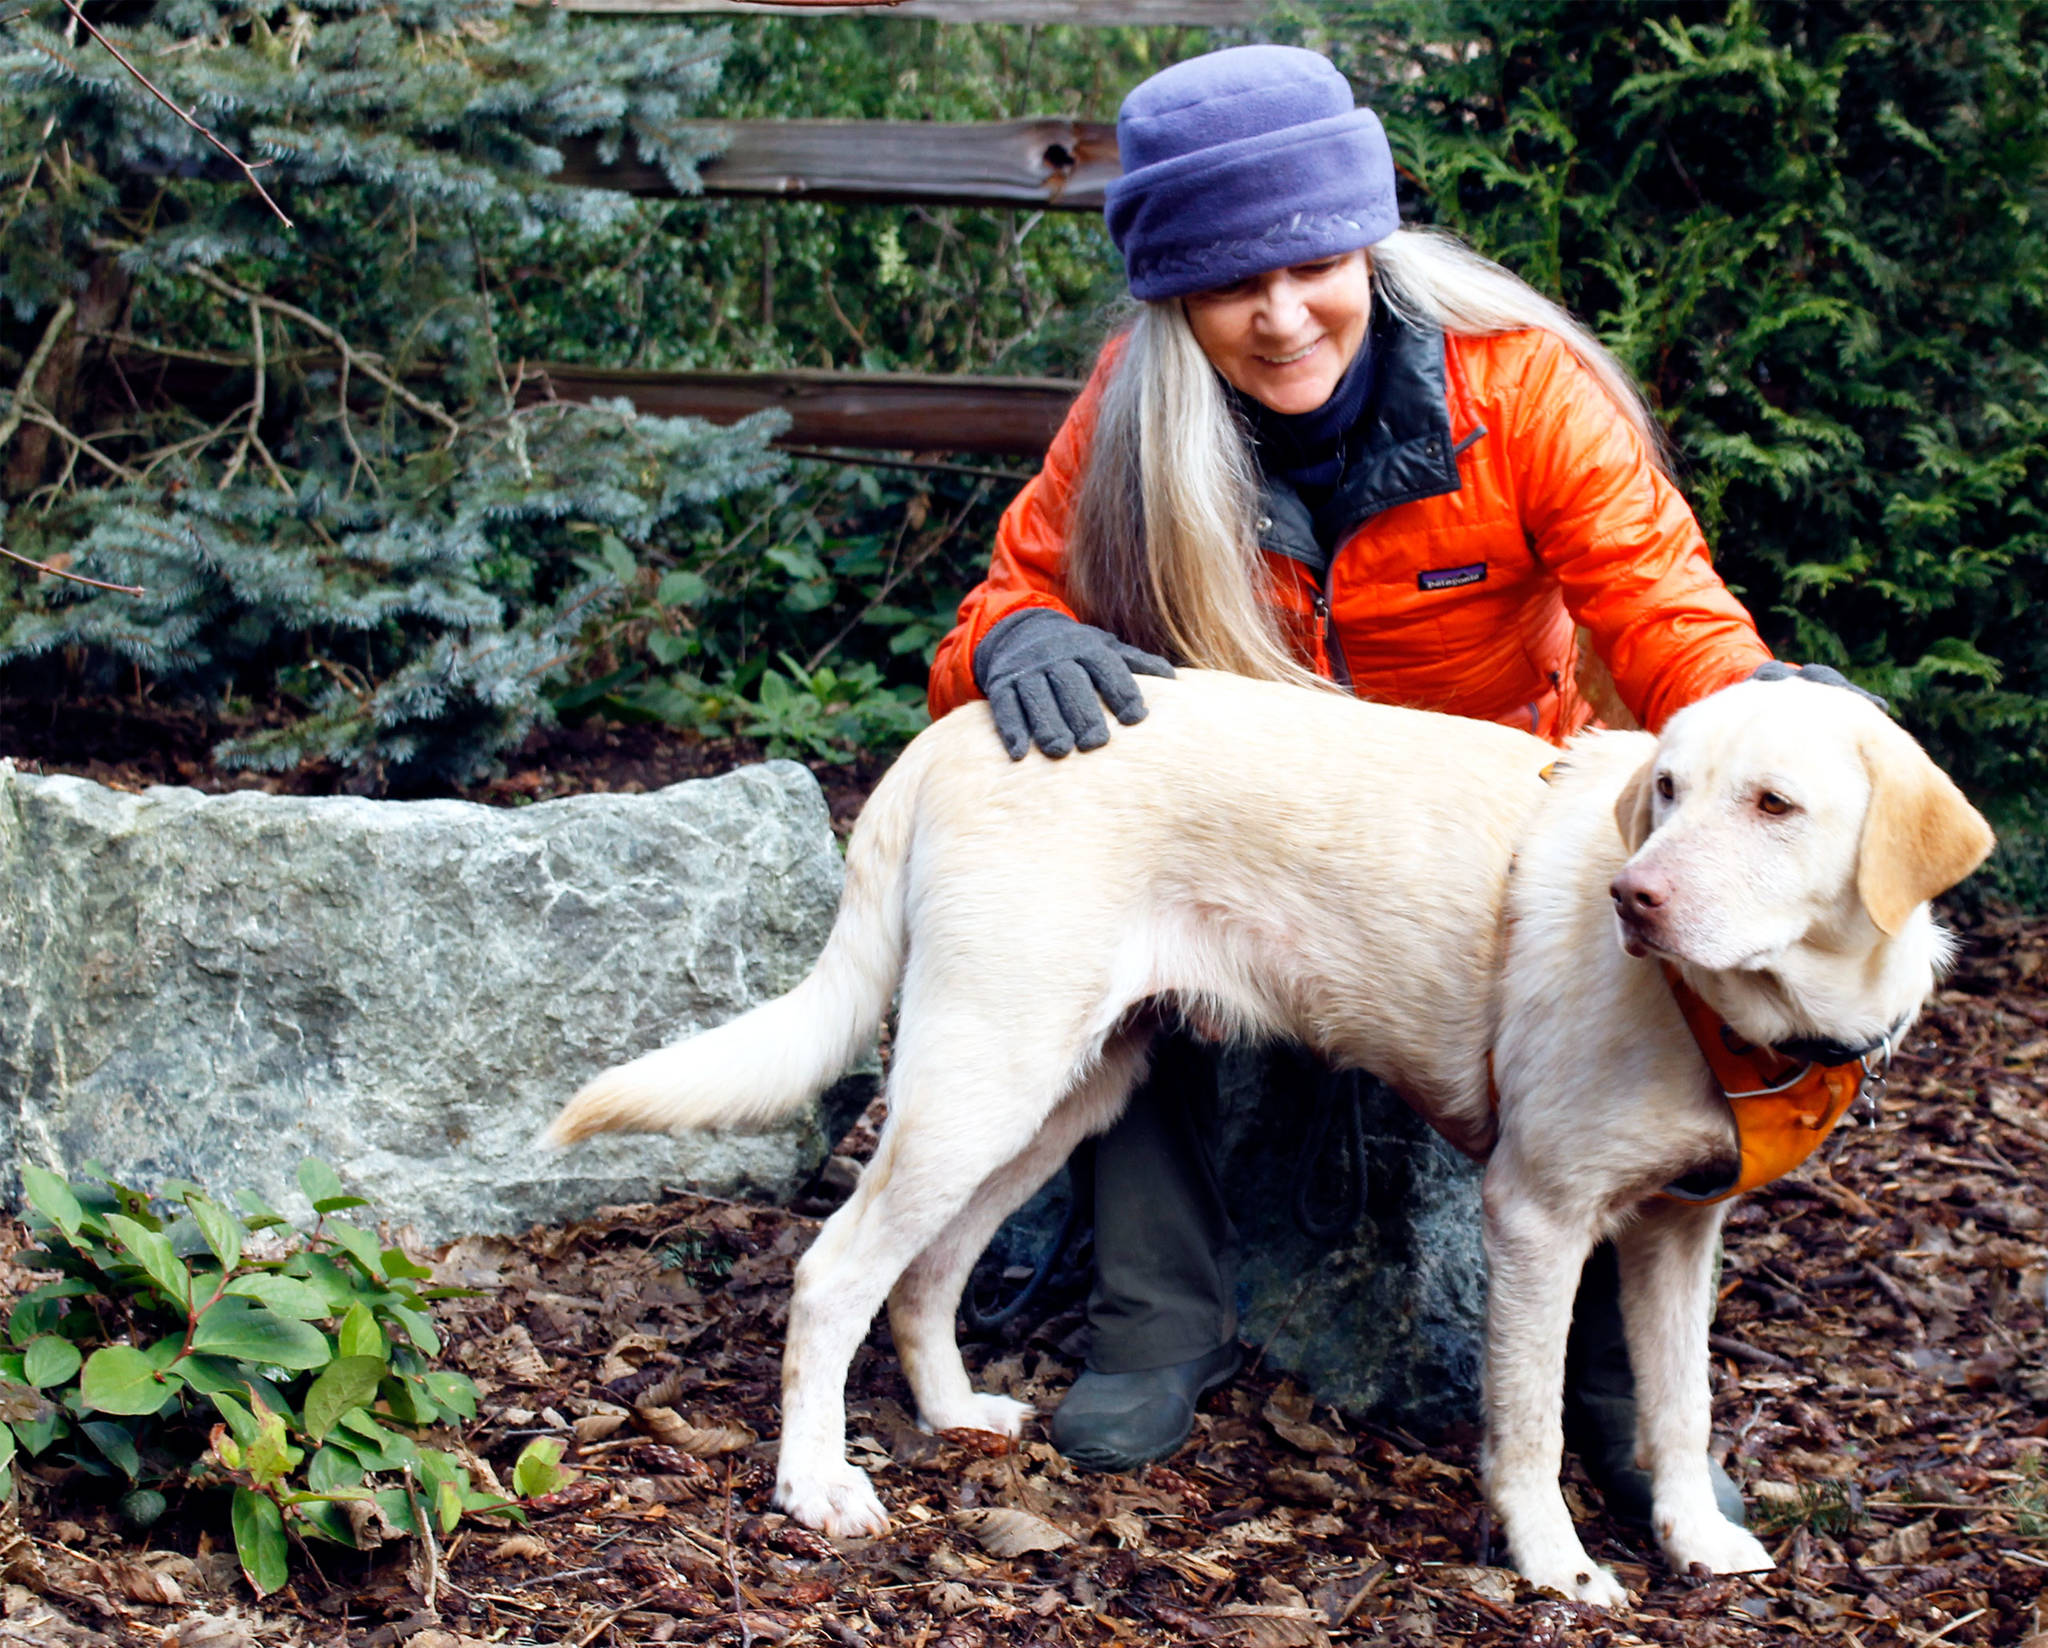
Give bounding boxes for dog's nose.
[1610,866,1670,912]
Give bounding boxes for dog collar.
[1656,963,1897,1204]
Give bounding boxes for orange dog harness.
[1483,966,1896,1203]
[1654,963,1894,1204]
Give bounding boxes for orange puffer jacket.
[929,308,1770,741]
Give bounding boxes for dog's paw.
[1659,1513,1773,1578]
[774,1463,889,1538]
[1508,1530,1630,1609]
[918,1392,1034,1439]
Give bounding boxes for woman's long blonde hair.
[1063,227,1664,685]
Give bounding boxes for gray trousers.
[1086,1036,1635,1394]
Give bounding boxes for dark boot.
[1564,1240,1745,1527]
[1051,1033,1240,1471]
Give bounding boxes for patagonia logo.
[1418,562,1487,591]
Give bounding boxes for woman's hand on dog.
[973,608,1176,760]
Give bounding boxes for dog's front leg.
[1479,1157,1627,1607]
[1615,1200,1774,1579]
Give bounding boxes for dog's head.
[1607,679,1993,1029]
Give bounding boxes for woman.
[928,43,1785,1526]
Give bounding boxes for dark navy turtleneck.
[1228,333,1377,531]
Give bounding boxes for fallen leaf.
[636,1406,757,1456]
[1213,1602,1332,1647]
[950,1506,1072,1557]
[106,1560,182,1606]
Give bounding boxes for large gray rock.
[0,761,871,1242]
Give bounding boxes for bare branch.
[55,0,294,228]
[218,297,265,489]
[0,542,145,596]
[0,296,78,459]
[182,264,462,437]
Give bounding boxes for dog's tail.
[544,737,931,1146]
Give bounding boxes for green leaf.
[79,1346,180,1416]
[333,1410,419,1471]
[291,1497,359,1547]
[20,1164,83,1241]
[232,1487,290,1596]
[307,1444,364,1494]
[297,1160,346,1207]
[79,1420,141,1480]
[189,1300,331,1370]
[104,1214,191,1310]
[656,569,709,608]
[302,1356,386,1442]
[285,1252,361,1314]
[383,1302,440,1357]
[322,1222,384,1282]
[11,1411,64,1456]
[0,1426,16,1472]
[336,1303,385,1361]
[223,1275,334,1320]
[422,1371,479,1421]
[22,1335,81,1389]
[512,1437,575,1499]
[435,1477,463,1535]
[233,1189,290,1231]
[243,1400,303,1489]
[371,1486,419,1535]
[185,1195,245,1273]
[211,1389,259,1447]
[379,1249,433,1282]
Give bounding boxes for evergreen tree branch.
[0,297,77,463]
[54,0,294,229]
[180,265,463,440]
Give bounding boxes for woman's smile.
[1182,251,1371,415]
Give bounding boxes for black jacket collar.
[1252,301,1470,574]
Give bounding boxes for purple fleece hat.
[1104,45,1399,302]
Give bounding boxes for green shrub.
[3,1160,555,1596]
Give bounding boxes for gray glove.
[972,608,1175,760]
[1748,659,1889,712]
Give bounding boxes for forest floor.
[0,708,2044,1648]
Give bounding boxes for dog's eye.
[1758,791,1795,817]
[1655,773,1674,801]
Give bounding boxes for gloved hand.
[972,607,1176,760]
[1748,659,1889,712]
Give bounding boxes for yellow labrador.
[546,670,1991,1604]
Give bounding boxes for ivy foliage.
[1296,0,2048,838]
[5,1160,567,1596]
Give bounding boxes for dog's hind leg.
[1478,1153,1627,1607]
[773,1016,1101,1537]
[889,1030,1151,1439]
[1615,1200,1774,1578]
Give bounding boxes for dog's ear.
[1856,721,1997,935]
[1613,757,1657,852]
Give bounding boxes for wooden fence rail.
[565,119,1118,209]
[537,1,1266,23]
[521,364,1080,454]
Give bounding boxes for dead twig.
[722,1460,755,1648]
[0,295,76,458]
[181,264,461,438]
[0,542,144,596]
[55,0,293,227]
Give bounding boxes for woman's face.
[1182,250,1372,416]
